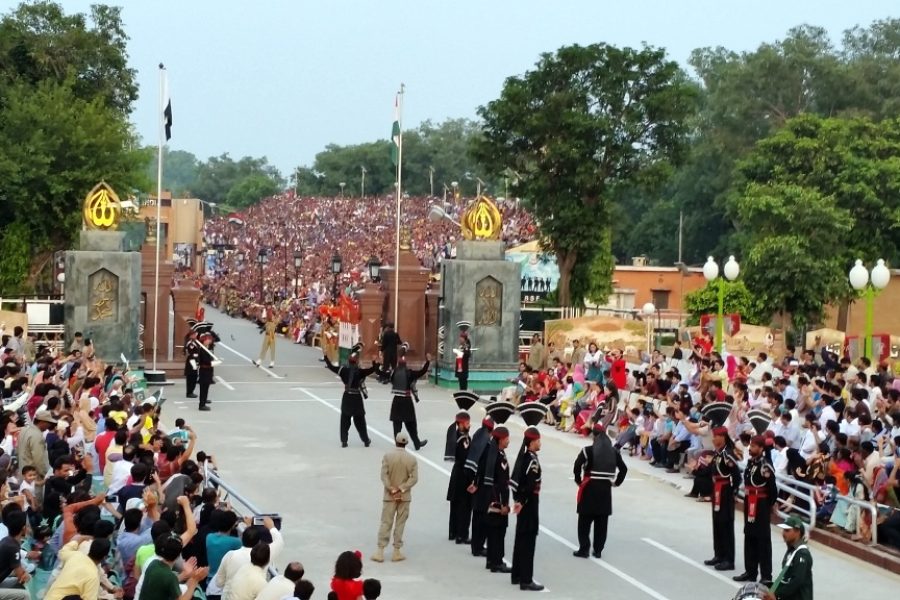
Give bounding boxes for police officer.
[768,516,813,600]
[481,426,511,573]
[735,435,778,586]
[447,412,472,543]
[510,426,543,592]
[184,329,199,399]
[572,422,627,559]
[704,426,741,571]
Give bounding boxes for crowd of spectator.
[0,326,384,599]
[192,193,536,324]
[518,332,900,550]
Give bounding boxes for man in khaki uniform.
[254,311,278,368]
[571,338,586,368]
[527,334,544,372]
[373,432,419,563]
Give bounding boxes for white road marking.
[298,388,679,600]
[218,342,284,379]
[214,375,235,391]
[642,538,740,589]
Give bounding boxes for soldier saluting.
[572,422,627,559]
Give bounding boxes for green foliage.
[0,222,34,293]
[190,153,283,207]
[224,173,283,209]
[144,148,200,197]
[473,43,698,306]
[683,280,766,326]
[293,119,484,197]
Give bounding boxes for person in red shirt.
[330,550,364,600]
[607,350,627,390]
[94,417,119,473]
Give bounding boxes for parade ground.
[156,306,900,599]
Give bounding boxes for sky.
[10,0,898,177]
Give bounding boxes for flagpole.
[152,64,165,372]
[394,84,404,329]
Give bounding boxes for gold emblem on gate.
[461,195,502,241]
[83,182,122,230]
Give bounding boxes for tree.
[683,280,767,326]
[144,148,200,197]
[473,43,698,306]
[191,153,283,207]
[225,173,283,209]
[0,79,148,290]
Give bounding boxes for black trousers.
[340,413,369,444]
[486,514,508,567]
[471,510,487,554]
[392,419,423,449]
[577,514,609,555]
[744,511,772,579]
[199,378,210,408]
[186,369,197,395]
[666,441,690,468]
[457,375,468,390]
[712,495,735,563]
[449,494,472,541]
[650,438,667,465]
[511,523,537,584]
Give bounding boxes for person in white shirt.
[798,414,820,461]
[223,542,269,600]
[818,398,838,431]
[772,436,789,475]
[210,516,283,596]
[254,562,304,600]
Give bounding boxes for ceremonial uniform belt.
[344,388,362,395]
[746,485,768,523]
[588,470,616,482]
[391,389,411,397]
[713,475,731,512]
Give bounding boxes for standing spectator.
[17,410,56,501]
[372,432,419,563]
[526,335,544,373]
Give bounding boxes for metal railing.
[203,463,280,576]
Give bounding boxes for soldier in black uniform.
[454,332,472,391]
[197,334,214,411]
[446,412,472,543]
[510,426,544,591]
[387,351,431,450]
[480,426,511,573]
[324,343,377,448]
[734,435,778,586]
[465,416,495,554]
[377,323,401,383]
[573,422,627,559]
[704,426,741,571]
[184,330,199,399]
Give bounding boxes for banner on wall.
[506,241,559,304]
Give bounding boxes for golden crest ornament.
[83,182,122,230]
[461,195,502,241]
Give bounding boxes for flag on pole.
[391,94,400,166]
[161,65,173,141]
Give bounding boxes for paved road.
[155,305,900,599]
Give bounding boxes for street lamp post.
[642,302,656,355]
[367,255,381,283]
[293,250,304,299]
[849,258,891,360]
[236,251,245,287]
[331,251,343,301]
[703,255,740,353]
[360,166,367,198]
[339,182,346,198]
[257,248,268,302]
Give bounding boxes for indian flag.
[391,93,401,166]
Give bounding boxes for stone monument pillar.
[140,242,174,363]
[379,231,432,367]
[358,284,386,364]
[171,285,202,355]
[437,196,521,390]
[64,183,141,362]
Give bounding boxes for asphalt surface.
[154,305,900,599]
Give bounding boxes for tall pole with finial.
[392,84,405,329]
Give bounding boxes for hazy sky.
[21,1,898,176]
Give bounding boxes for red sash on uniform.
[456,357,463,373]
[746,486,767,523]
[713,476,730,512]
[576,478,590,504]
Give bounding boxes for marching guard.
[510,426,544,591]
[387,349,431,450]
[704,426,741,571]
[184,328,200,399]
[447,411,472,543]
[324,343,377,448]
[734,435,777,586]
[572,422,627,559]
[479,426,512,573]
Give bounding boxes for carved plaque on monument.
[88,268,119,322]
[475,276,502,327]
